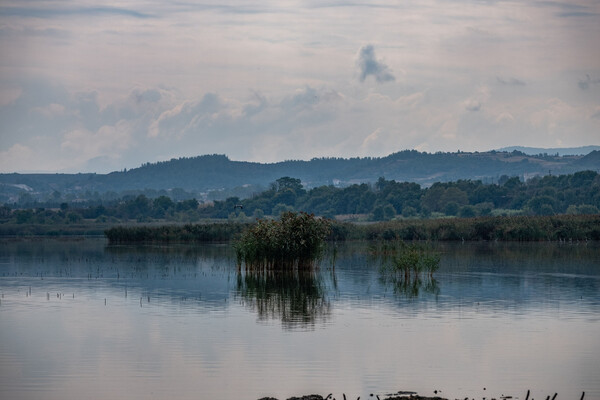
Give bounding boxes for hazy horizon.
[1,1,599,174]
[2,145,599,176]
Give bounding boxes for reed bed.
[371,240,441,281]
[340,214,600,242]
[100,214,600,244]
[234,212,331,271]
[105,222,249,243]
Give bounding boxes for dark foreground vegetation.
[103,214,600,244]
[257,389,587,400]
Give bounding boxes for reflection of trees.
[379,273,440,299]
[437,242,600,275]
[236,269,331,329]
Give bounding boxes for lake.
[0,239,598,400]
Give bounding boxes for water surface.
[1,239,598,400]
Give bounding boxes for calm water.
[0,239,599,400]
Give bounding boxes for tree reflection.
[379,273,440,299]
[235,269,331,329]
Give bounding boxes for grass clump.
[371,240,440,279]
[235,211,332,271]
[371,240,441,298]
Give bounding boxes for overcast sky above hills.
[1,0,599,173]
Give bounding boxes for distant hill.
[2,150,599,203]
[495,145,600,156]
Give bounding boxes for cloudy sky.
[1,0,599,173]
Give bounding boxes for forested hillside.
[1,150,599,204]
[2,171,598,229]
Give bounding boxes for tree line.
[204,171,600,220]
[1,170,599,225]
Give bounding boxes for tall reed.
[234,212,332,271]
[371,240,440,280]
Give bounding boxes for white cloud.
[31,103,67,118]
[0,143,34,172]
[0,87,22,106]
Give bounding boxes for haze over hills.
[1,149,599,203]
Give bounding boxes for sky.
[0,0,599,173]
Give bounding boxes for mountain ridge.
[1,149,599,203]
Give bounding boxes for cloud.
[0,26,71,39]
[360,127,385,154]
[131,89,162,104]
[61,123,133,160]
[463,87,490,112]
[578,74,600,90]
[148,93,222,138]
[0,144,34,172]
[497,77,526,86]
[464,99,482,112]
[356,45,395,83]
[243,91,267,118]
[0,5,154,19]
[280,86,341,110]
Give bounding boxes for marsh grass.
[104,222,248,243]
[349,214,600,242]
[371,240,441,298]
[234,212,332,271]
[371,240,440,277]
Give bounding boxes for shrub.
[234,211,332,271]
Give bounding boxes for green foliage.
[459,205,477,218]
[105,223,248,244]
[4,170,600,228]
[567,204,599,215]
[346,214,600,241]
[400,205,416,218]
[234,212,332,271]
[444,202,460,216]
[371,240,440,299]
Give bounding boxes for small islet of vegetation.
[234,211,331,271]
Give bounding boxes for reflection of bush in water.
[379,273,440,299]
[236,269,331,328]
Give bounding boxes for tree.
[440,187,468,207]
[253,208,264,219]
[153,196,174,218]
[444,202,460,216]
[272,203,294,216]
[459,205,477,218]
[527,195,556,215]
[273,188,297,206]
[371,206,385,221]
[272,177,305,195]
[402,206,417,218]
[475,202,493,216]
[383,204,396,220]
